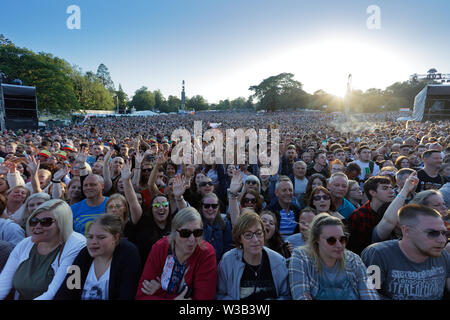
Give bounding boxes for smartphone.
[180,285,193,299]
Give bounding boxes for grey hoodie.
[217,246,291,300]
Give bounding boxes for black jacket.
[54,239,141,300]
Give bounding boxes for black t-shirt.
[306,165,329,178]
[124,213,170,266]
[240,250,277,300]
[416,169,444,192]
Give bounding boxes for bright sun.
[251,38,410,98]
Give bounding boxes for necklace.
[247,262,262,277]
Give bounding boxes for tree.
[166,95,181,112]
[249,73,308,111]
[130,86,155,111]
[153,89,166,111]
[96,63,115,92]
[0,34,12,46]
[115,84,129,113]
[231,97,247,110]
[186,95,208,111]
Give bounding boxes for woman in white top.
[0,199,86,300]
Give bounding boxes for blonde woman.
[288,213,379,300]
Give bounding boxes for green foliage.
[116,84,129,112]
[249,73,309,111]
[166,95,181,113]
[130,86,155,110]
[96,63,115,92]
[186,95,208,111]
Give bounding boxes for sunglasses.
[29,217,56,227]
[244,198,256,204]
[325,235,348,246]
[142,168,152,172]
[423,229,449,239]
[246,180,257,185]
[200,181,213,187]
[177,228,204,238]
[152,201,169,208]
[203,203,219,209]
[313,194,330,201]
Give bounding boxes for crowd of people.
[0,110,448,300]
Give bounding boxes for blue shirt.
[279,209,297,240]
[71,198,108,235]
[337,198,356,220]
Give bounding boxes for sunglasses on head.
[152,201,169,208]
[246,180,257,185]
[200,181,213,187]
[203,203,218,209]
[29,217,56,227]
[325,235,348,246]
[177,228,203,238]
[313,194,330,201]
[244,198,256,204]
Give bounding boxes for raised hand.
[53,165,70,181]
[403,171,419,194]
[134,152,145,167]
[75,146,89,164]
[121,159,133,180]
[229,170,243,194]
[25,155,40,175]
[172,174,187,198]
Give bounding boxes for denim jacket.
[202,217,233,263]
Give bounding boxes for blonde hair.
[304,212,346,274]
[27,199,74,243]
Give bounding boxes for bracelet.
[79,167,86,170]
[229,191,239,197]
[175,196,184,201]
[135,167,141,170]
[52,179,61,183]
[397,194,407,200]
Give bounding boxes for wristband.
[397,194,407,200]
[52,179,61,183]
[79,167,86,170]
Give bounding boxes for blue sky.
[1,0,449,104]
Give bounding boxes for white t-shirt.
[354,160,380,182]
[81,262,110,300]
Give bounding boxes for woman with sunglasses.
[0,199,86,300]
[200,193,233,262]
[136,207,217,300]
[217,211,290,300]
[289,213,379,300]
[54,214,141,300]
[302,173,327,208]
[308,186,345,221]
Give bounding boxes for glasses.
[177,228,203,238]
[313,194,330,201]
[152,201,169,208]
[142,169,152,172]
[200,181,213,187]
[324,235,348,246]
[29,217,56,227]
[242,230,264,240]
[246,180,257,185]
[244,198,256,204]
[407,226,448,239]
[202,203,218,209]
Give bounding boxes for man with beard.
[362,204,450,300]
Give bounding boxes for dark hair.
[422,149,441,161]
[259,210,290,258]
[304,173,327,203]
[398,203,442,226]
[345,162,362,175]
[363,176,392,201]
[394,156,410,170]
[308,186,336,212]
[240,189,263,214]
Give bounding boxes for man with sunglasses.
[362,204,450,300]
